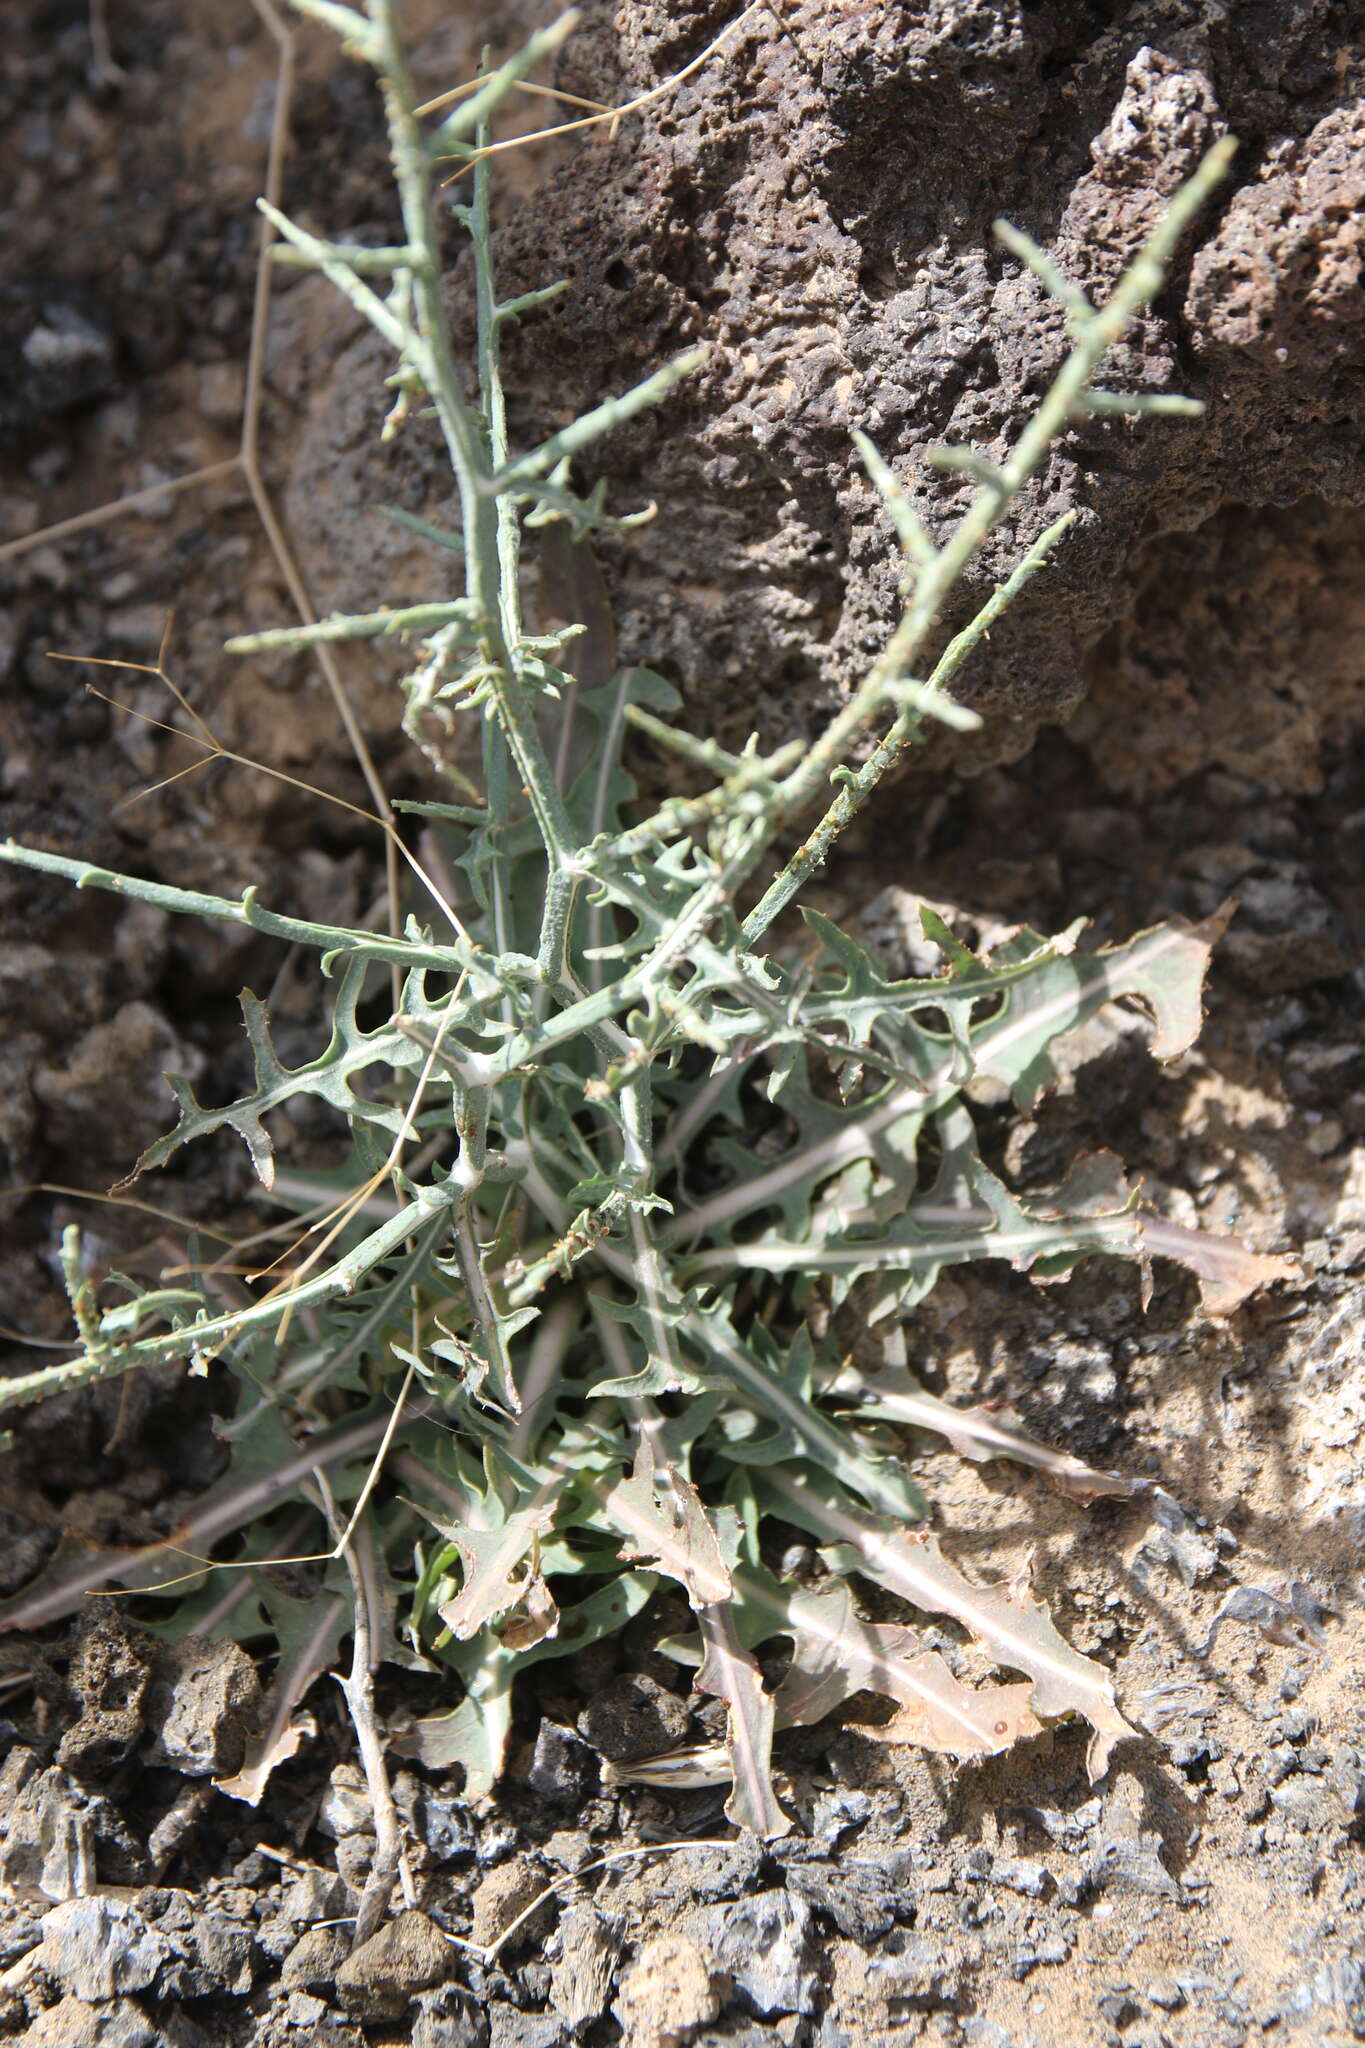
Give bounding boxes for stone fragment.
[413,1984,490,2048]
[687,1890,818,2017]
[188,1916,258,1996]
[37,1896,174,2002]
[0,1753,97,1899]
[525,1720,595,1804]
[964,1848,1049,1899]
[335,1908,452,2019]
[543,1830,593,1872]
[144,1635,262,1776]
[283,1924,351,1992]
[278,1867,353,1927]
[487,2014,570,2048]
[18,1996,206,2047]
[284,1991,328,2029]
[317,1762,374,1838]
[783,1861,901,1942]
[548,1904,622,2025]
[395,1772,475,1863]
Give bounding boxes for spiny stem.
[743,138,1235,938]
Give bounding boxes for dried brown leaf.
[765,1577,1043,1760]
[763,1470,1133,1780]
[602,1433,732,1611]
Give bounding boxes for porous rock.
[288,2,1365,799]
[55,1613,155,1776]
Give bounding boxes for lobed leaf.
[762,1468,1133,1781]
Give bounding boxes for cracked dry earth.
[2,3,1364,2046]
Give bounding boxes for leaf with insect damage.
[426,1486,564,1644]
[601,1431,734,1610]
[402,1445,565,1647]
[968,906,1231,1108]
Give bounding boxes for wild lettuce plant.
[1,1,1273,1848]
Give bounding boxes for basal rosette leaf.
[563,664,680,849]
[682,1138,1143,1323]
[828,1362,1134,1502]
[694,1315,926,1524]
[967,907,1232,1109]
[216,1573,350,1806]
[423,1479,564,1644]
[398,1574,657,1792]
[601,1431,734,1611]
[797,904,1229,1116]
[741,1570,1043,1762]
[696,1599,791,1838]
[761,1467,1133,1782]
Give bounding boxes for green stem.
[742,509,1077,940]
[742,138,1234,937]
[364,1,577,894]
[0,843,461,973]
[0,1179,465,1413]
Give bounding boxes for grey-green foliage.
[1,2,1251,1831]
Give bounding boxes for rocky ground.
[1,3,1363,2045]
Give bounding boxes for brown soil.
[1,5,1363,2046]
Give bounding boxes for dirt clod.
[616,1934,719,2048]
[577,1673,693,1764]
[469,1859,548,1951]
